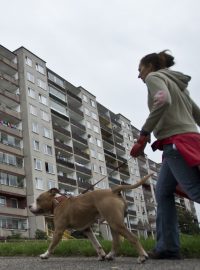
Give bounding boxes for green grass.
[0,235,200,258]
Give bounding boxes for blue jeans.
[155,144,200,253]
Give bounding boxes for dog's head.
[29,188,60,215]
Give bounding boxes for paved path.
[0,256,200,270]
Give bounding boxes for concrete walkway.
[0,257,200,270]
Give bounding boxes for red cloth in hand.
[130,135,149,158]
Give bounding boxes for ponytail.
[140,50,175,71]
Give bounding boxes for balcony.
[68,103,84,117]
[115,143,125,152]
[58,175,77,186]
[0,123,22,138]
[51,109,69,122]
[0,89,20,104]
[0,73,18,92]
[53,124,71,138]
[73,147,90,160]
[0,104,21,124]
[67,90,82,103]
[54,141,73,153]
[75,165,92,175]
[0,141,23,157]
[0,162,25,176]
[104,149,116,159]
[128,209,137,216]
[0,185,26,197]
[0,206,27,217]
[0,55,18,76]
[77,180,92,189]
[108,176,121,185]
[70,118,86,131]
[125,195,134,202]
[72,132,88,145]
[116,155,127,163]
[56,157,75,169]
[113,130,123,140]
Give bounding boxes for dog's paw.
[97,255,106,261]
[105,252,115,261]
[137,255,148,264]
[40,251,49,259]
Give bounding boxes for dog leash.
[81,157,133,194]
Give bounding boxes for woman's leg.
[155,158,180,253]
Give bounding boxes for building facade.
[0,44,198,239]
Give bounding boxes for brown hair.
[140,50,175,71]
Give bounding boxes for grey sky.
[1,0,200,164]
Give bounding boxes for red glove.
[130,135,149,158]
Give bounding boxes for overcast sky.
[1,0,200,164]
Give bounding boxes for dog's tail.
[112,173,154,194]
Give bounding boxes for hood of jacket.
[153,69,191,91]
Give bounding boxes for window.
[90,149,96,158]
[82,95,88,102]
[30,104,37,116]
[43,127,52,139]
[93,125,99,134]
[36,177,44,190]
[98,152,104,161]
[91,112,98,120]
[25,56,32,67]
[99,166,106,175]
[88,135,94,143]
[128,134,132,141]
[36,63,45,74]
[39,94,48,106]
[45,162,55,174]
[41,110,50,122]
[86,121,92,129]
[92,164,98,173]
[43,144,52,155]
[0,172,8,185]
[27,72,35,83]
[96,138,102,147]
[32,122,39,133]
[28,87,36,99]
[90,99,96,107]
[50,100,68,116]
[33,140,39,151]
[9,174,19,187]
[11,198,18,208]
[49,86,66,102]
[48,180,56,189]
[48,72,64,88]
[84,108,90,116]
[0,196,6,207]
[37,79,46,90]
[34,158,42,170]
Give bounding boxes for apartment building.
[0,44,198,239]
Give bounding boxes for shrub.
[35,229,48,240]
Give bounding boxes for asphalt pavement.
[0,257,200,270]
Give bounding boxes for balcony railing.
[53,124,71,137]
[70,119,86,131]
[75,165,92,175]
[58,175,77,186]
[54,141,73,153]
[67,90,82,103]
[72,132,88,145]
[56,158,75,169]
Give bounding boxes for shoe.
[148,250,182,260]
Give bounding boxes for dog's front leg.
[83,227,106,260]
[40,230,64,259]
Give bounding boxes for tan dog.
[29,173,152,263]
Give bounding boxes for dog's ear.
[49,188,60,196]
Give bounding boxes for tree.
[177,207,200,235]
